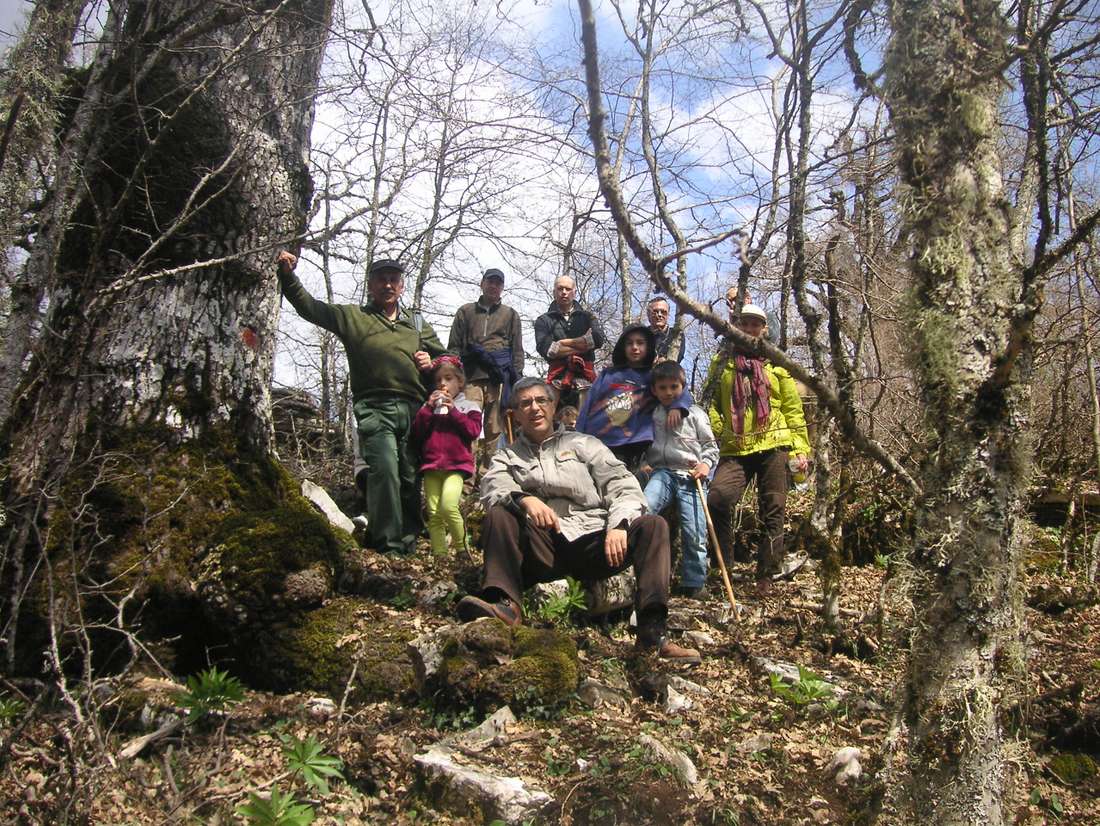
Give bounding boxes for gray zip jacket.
[480,427,647,541]
[645,404,719,474]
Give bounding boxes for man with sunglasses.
[457,377,701,663]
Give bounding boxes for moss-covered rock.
[412,620,579,715]
[1049,752,1097,785]
[250,596,415,701]
[27,425,370,688]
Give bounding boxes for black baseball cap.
[369,258,404,276]
[483,268,505,282]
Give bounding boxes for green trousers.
[354,397,420,553]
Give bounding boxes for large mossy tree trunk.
[886,2,1027,822]
[0,0,334,676]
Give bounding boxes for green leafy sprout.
[0,693,26,726]
[236,786,314,826]
[175,666,245,722]
[769,665,834,708]
[279,733,345,795]
[537,577,587,624]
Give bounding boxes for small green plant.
[537,577,587,624]
[279,734,345,795]
[769,665,834,708]
[391,587,416,609]
[873,552,891,569]
[1029,787,1064,819]
[237,787,314,825]
[175,666,245,722]
[0,694,26,726]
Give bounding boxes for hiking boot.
[675,584,708,601]
[636,635,702,665]
[456,594,522,626]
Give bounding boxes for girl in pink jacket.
[412,356,483,555]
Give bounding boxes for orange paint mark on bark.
[241,326,259,350]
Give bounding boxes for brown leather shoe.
[636,636,701,665]
[456,595,522,626]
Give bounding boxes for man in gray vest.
[448,268,524,473]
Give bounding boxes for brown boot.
[456,594,522,626]
[637,636,701,665]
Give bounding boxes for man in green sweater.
[277,251,447,553]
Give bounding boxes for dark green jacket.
[279,270,446,405]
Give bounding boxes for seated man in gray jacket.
[457,377,700,663]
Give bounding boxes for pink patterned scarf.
[731,354,771,435]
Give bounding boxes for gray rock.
[663,684,693,714]
[577,678,630,709]
[667,676,708,696]
[584,571,636,616]
[306,696,336,719]
[736,732,775,754]
[301,479,355,535]
[530,579,570,612]
[826,746,862,786]
[415,711,552,825]
[408,625,464,690]
[682,630,716,647]
[447,706,516,749]
[417,579,458,609]
[638,733,699,791]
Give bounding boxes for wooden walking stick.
[504,408,514,444]
[695,476,737,613]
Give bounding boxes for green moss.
[33,423,360,678]
[200,502,348,608]
[1049,752,1097,785]
[274,596,414,700]
[495,627,579,707]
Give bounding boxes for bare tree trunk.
[1,0,333,670]
[886,2,1025,821]
[0,0,90,424]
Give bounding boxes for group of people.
[276,252,811,663]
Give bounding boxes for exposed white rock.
[639,733,699,791]
[415,707,551,823]
[301,479,355,534]
[826,746,862,786]
[663,684,693,714]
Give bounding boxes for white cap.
[739,303,768,323]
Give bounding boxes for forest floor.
[2,497,1098,825]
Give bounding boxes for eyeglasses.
[649,309,668,317]
[516,396,554,411]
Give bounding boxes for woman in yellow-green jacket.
[706,304,811,581]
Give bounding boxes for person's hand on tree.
[521,496,560,532]
[277,250,297,275]
[413,350,431,370]
[691,462,710,480]
[604,528,627,567]
[793,454,810,473]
